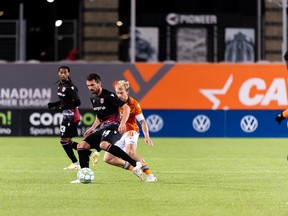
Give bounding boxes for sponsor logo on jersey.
[93,106,106,111]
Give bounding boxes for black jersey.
[58,80,80,109]
[90,88,125,124]
[57,80,81,122]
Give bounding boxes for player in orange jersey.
[103,80,157,182]
[275,51,288,125]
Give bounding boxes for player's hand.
[144,138,154,146]
[275,113,285,124]
[84,128,94,138]
[118,122,126,134]
[48,102,56,109]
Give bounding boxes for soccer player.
[70,73,143,183]
[275,51,288,125]
[103,80,157,182]
[48,66,98,170]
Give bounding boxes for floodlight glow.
[47,0,54,3]
[55,20,62,27]
[116,21,123,26]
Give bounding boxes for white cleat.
[70,179,81,184]
[64,163,80,170]
[132,162,144,181]
[146,174,157,182]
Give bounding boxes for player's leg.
[103,130,156,181]
[101,142,143,180]
[103,151,135,171]
[60,121,80,170]
[71,135,97,184]
[123,131,157,182]
[102,133,136,173]
[76,129,103,169]
[99,129,144,180]
[61,137,80,170]
[124,136,142,162]
[103,133,127,167]
[100,140,140,167]
[76,140,92,168]
[120,144,156,182]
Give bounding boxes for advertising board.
[0,63,287,137]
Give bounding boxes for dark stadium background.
[0,0,257,61]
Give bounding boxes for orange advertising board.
[133,63,288,110]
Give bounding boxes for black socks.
[61,141,78,163]
[106,144,137,167]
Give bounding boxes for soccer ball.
[77,168,94,184]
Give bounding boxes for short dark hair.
[58,65,70,72]
[87,73,101,83]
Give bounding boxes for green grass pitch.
[1,137,288,216]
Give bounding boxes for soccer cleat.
[90,151,100,167]
[146,174,157,182]
[64,162,80,170]
[132,162,144,181]
[70,179,81,184]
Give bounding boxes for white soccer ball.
[77,168,94,184]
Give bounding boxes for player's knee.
[103,153,113,164]
[77,141,90,150]
[60,138,71,143]
[99,141,109,150]
[103,154,111,163]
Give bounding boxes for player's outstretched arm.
[84,116,100,137]
[140,119,154,146]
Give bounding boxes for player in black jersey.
[48,66,96,170]
[70,73,143,183]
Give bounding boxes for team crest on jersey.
[100,98,104,104]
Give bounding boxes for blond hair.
[115,80,130,91]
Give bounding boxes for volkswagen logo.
[240,115,258,133]
[192,115,211,133]
[146,114,164,132]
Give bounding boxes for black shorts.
[84,127,121,152]
[60,120,79,138]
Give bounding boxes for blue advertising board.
[0,109,287,137]
[142,110,288,138]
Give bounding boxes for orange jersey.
[119,96,143,132]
